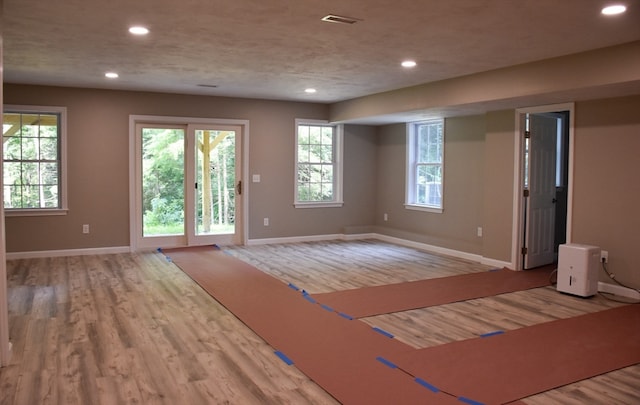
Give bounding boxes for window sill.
[404,204,443,214]
[294,202,344,209]
[4,208,69,217]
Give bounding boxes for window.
[295,119,343,208]
[406,119,444,212]
[2,105,67,215]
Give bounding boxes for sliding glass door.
[141,126,186,240]
[133,120,243,250]
[191,125,240,245]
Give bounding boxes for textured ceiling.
[3,0,640,105]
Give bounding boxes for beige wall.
[572,95,640,286]
[3,84,639,289]
[250,123,378,239]
[482,110,516,262]
[5,85,378,251]
[372,96,640,286]
[373,124,408,233]
[374,115,486,255]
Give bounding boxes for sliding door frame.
[128,114,250,251]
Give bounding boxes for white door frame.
[0,23,12,366]
[511,103,575,270]
[128,115,250,251]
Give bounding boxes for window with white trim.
[406,119,444,212]
[295,119,343,208]
[2,105,68,215]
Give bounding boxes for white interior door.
[524,113,558,269]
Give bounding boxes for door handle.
[236,180,242,195]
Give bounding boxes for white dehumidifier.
[556,243,600,297]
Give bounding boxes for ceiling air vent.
[321,14,361,25]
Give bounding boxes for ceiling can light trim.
[128,26,150,35]
[321,14,361,24]
[601,4,627,15]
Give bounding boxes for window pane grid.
[2,111,62,209]
[408,119,444,209]
[415,163,442,206]
[417,122,443,164]
[296,123,336,203]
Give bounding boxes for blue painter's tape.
[303,294,317,304]
[165,256,172,262]
[156,247,163,253]
[274,351,294,365]
[488,268,500,272]
[320,304,334,312]
[480,330,504,338]
[338,312,354,320]
[372,327,394,339]
[212,244,221,250]
[375,356,398,369]
[458,397,485,405]
[302,289,308,296]
[414,377,440,393]
[288,283,300,291]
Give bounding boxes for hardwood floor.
[1,240,638,404]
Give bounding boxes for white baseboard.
[343,233,378,241]
[480,257,513,269]
[247,234,346,246]
[598,281,640,300]
[6,246,131,260]
[375,234,511,269]
[6,234,513,270]
[0,342,12,368]
[248,232,510,268]
[373,233,483,262]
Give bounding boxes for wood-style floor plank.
[1,240,638,404]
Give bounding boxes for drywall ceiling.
[3,0,640,117]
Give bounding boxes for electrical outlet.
[477,227,483,237]
[82,224,90,234]
[383,213,388,221]
[263,218,269,226]
[600,250,608,263]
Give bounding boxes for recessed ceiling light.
[129,26,150,35]
[601,4,627,15]
[401,60,417,68]
[305,88,317,94]
[105,72,119,79]
[321,14,361,24]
